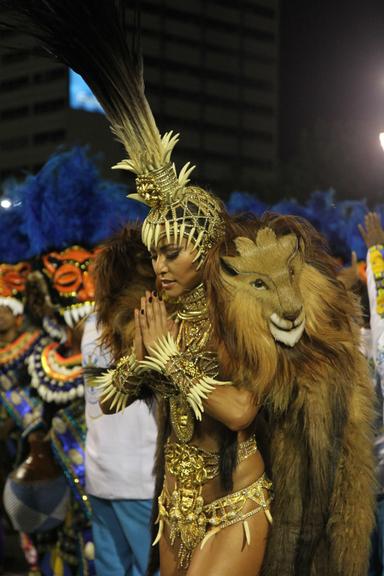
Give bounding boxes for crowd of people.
[0,1,382,575]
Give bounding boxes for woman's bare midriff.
[160,413,268,576]
[165,413,265,504]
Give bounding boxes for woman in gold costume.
[131,226,273,575]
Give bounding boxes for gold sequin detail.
[157,438,269,568]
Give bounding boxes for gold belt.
[154,436,271,568]
[164,434,258,483]
[155,474,273,568]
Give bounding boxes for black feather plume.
[0,0,162,164]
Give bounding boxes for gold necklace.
[176,283,211,351]
[176,283,208,321]
[170,284,211,442]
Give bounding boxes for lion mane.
[205,212,375,576]
[94,224,155,360]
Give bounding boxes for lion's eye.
[220,258,239,276]
[252,279,267,289]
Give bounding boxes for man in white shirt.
[82,312,157,576]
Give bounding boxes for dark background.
[280,0,384,202]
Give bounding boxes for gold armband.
[140,333,231,420]
[94,353,143,413]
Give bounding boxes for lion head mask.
[205,214,356,402]
[220,227,305,348]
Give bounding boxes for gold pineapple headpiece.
[0,1,225,265]
[114,137,224,267]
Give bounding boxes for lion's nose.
[283,308,302,323]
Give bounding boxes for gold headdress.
[0,1,225,266]
[116,140,225,266]
[110,86,225,264]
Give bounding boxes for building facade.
[0,0,279,197]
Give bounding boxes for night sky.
[280,0,384,201]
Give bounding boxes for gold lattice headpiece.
[140,181,225,268]
[114,135,225,267]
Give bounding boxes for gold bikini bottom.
[153,437,273,568]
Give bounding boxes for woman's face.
[150,236,203,298]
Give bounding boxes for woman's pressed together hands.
[134,291,177,360]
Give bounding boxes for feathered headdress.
[20,146,144,255]
[227,189,370,263]
[0,0,225,266]
[20,146,145,325]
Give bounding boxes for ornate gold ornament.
[93,352,142,413]
[92,349,174,413]
[154,437,271,568]
[169,396,194,443]
[140,284,231,429]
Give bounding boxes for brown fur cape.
[94,225,155,360]
[204,213,376,576]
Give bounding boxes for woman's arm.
[203,385,259,431]
[137,292,258,428]
[91,352,146,414]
